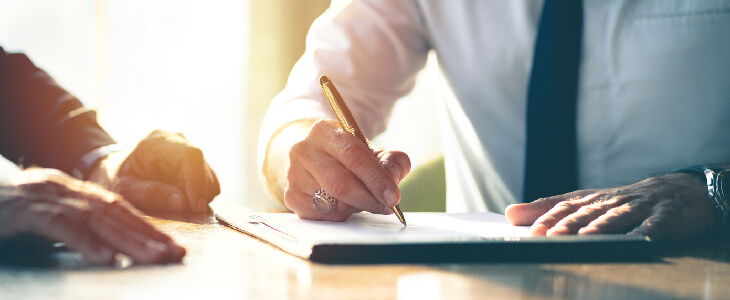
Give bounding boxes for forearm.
[262,119,317,208]
[0,48,114,173]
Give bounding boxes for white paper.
[250,212,532,245]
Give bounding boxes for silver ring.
[313,188,337,213]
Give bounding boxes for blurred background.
[0,0,443,211]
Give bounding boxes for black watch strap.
[673,165,730,235]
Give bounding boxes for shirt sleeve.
[0,47,115,174]
[256,0,431,176]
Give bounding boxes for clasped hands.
[0,130,219,265]
[279,120,715,244]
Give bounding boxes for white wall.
[0,0,442,209]
[0,0,250,206]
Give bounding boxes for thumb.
[505,190,593,225]
[115,177,188,212]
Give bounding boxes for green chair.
[397,155,446,212]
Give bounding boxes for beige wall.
[245,0,331,210]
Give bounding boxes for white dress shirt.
[259,0,730,213]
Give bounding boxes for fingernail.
[167,242,186,262]
[146,239,168,252]
[383,188,399,206]
[390,165,402,183]
[168,194,184,210]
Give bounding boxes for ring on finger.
[313,188,338,213]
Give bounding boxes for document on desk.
[216,208,652,264]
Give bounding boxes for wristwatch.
[674,165,730,234]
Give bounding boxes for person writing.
[259,0,730,243]
[0,47,220,264]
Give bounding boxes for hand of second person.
[91,130,220,213]
[0,168,185,264]
[505,173,716,243]
[284,120,411,221]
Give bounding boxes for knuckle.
[101,198,128,215]
[341,143,370,170]
[576,205,595,214]
[130,182,155,200]
[310,119,327,130]
[366,201,384,214]
[174,131,187,140]
[592,192,610,201]
[148,129,165,138]
[557,218,578,228]
[555,201,576,210]
[606,205,631,217]
[29,177,69,194]
[652,201,679,215]
[184,147,204,161]
[325,175,350,197]
[282,187,299,209]
[602,196,622,206]
[532,218,551,228]
[289,141,308,161]
[310,119,336,135]
[641,176,664,186]
[80,206,98,225]
[612,195,635,205]
[391,151,412,172]
[43,170,68,181]
[311,159,328,175]
[38,170,67,188]
[365,172,393,194]
[33,204,70,231]
[284,167,297,183]
[533,213,557,225]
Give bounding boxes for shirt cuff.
[72,144,125,180]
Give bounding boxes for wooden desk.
[1,210,729,300]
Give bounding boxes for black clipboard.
[215,207,653,264]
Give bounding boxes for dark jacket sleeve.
[0,47,115,174]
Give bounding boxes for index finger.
[316,127,402,208]
[85,198,186,262]
[178,147,210,212]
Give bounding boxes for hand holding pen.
[275,76,411,223]
[318,76,406,225]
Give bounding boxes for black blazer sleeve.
[0,47,115,174]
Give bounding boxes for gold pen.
[319,75,407,226]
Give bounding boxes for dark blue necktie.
[523,0,583,202]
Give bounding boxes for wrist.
[673,165,730,235]
[263,119,317,208]
[72,144,124,180]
